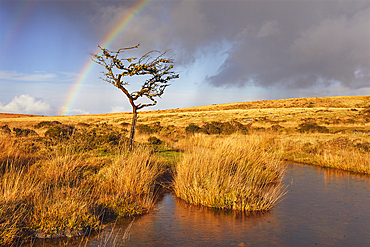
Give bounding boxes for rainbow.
[60,0,152,116]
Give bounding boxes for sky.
[0,0,369,116]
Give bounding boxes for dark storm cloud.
[203,0,370,89]
[93,0,370,90]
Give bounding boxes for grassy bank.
[278,134,370,174]
[0,132,165,246]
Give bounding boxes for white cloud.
[111,106,126,113]
[59,106,91,116]
[0,70,76,82]
[0,94,52,115]
[0,71,57,81]
[69,109,90,115]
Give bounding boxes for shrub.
[45,125,74,139]
[202,121,222,134]
[137,124,156,134]
[355,142,370,152]
[1,125,11,134]
[271,124,284,132]
[297,122,329,133]
[137,122,163,134]
[148,136,162,145]
[35,121,63,128]
[159,125,177,137]
[202,121,249,135]
[13,128,38,137]
[150,122,162,132]
[185,123,202,134]
[77,122,90,128]
[72,125,128,151]
[120,122,130,127]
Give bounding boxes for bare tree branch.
[91,44,179,151]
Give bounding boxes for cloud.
[92,0,218,64]
[111,106,126,113]
[59,106,91,116]
[287,8,370,89]
[204,3,370,90]
[68,108,91,115]
[0,94,52,115]
[91,0,370,92]
[0,70,76,82]
[0,71,57,81]
[257,20,279,38]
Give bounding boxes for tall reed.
[174,134,285,211]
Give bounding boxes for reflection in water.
[31,164,370,246]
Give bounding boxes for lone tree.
[92,44,179,151]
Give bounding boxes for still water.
[33,164,370,246]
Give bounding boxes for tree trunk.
[128,109,138,152]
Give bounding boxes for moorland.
[0,95,369,245]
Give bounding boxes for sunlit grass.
[0,134,165,245]
[279,134,370,174]
[0,95,369,244]
[174,134,285,211]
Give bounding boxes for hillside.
[1,96,369,134]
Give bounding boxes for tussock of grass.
[174,134,285,211]
[94,147,165,216]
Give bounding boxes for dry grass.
[0,95,369,245]
[2,96,369,131]
[94,147,165,217]
[0,134,165,245]
[173,134,285,211]
[278,134,370,174]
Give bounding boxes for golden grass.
[0,95,369,244]
[94,147,165,216]
[0,134,165,245]
[2,96,369,131]
[173,134,285,211]
[278,134,370,174]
